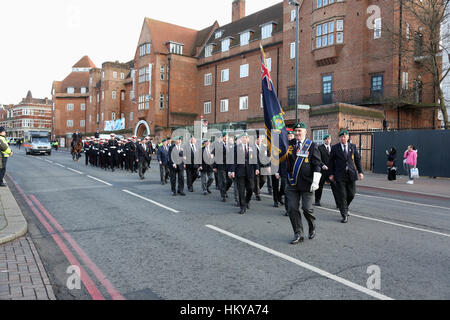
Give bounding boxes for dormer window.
[221,38,231,52]
[169,42,184,55]
[67,87,75,94]
[215,31,223,39]
[205,44,214,57]
[240,31,251,46]
[261,23,274,40]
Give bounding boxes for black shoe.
[0,183,6,187]
[172,192,177,196]
[239,208,246,215]
[246,203,250,210]
[274,202,279,208]
[285,212,289,217]
[291,234,304,245]
[268,190,273,195]
[256,195,262,201]
[188,188,194,193]
[207,188,212,194]
[221,197,226,202]
[314,202,321,207]
[178,192,186,196]
[279,199,285,205]
[203,191,208,195]
[225,194,229,198]
[235,202,240,207]
[161,182,165,185]
[309,229,316,240]
[341,215,349,224]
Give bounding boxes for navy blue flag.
[260,46,289,163]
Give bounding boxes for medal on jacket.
[288,139,312,186]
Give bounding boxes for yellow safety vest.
[0,136,12,158]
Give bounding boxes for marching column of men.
[76,124,363,245]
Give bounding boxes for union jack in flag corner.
[260,45,289,164]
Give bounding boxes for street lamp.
[289,0,300,124]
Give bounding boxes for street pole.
[295,3,299,124]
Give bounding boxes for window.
[67,104,74,111]
[221,69,229,82]
[80,120,85,127]
[81,87,87,94]
[160,94,164,109]
[169,42,183,55]
[67,87,75,94]
[317,0,336,9]
[146,43,151,54]
[374,18,382,39]
[240,32,250,46]
[240,64,249,78]
[67,120,73,128]
[89,115,92,123]
[239,96,248,110]
[102,72,105,79]
[204,73,212,86]
[313,129,329,144]
[113,72,118,79]
[261,24,273,39]
[315,20,338,48]
[204,101,212,114]
[139,68,146,83]
[112,112,116,120]
[266,58,272,72]
[121,91,125,101]
[205,45,213,57]
[97,93,100,102]
[81,103,86,111]
[101,112,104,121]
[291,9,296,22]
[222,38,230,52]
[322,75,333,104]
[215,31,222,39]
[120,72,125,80]
[97,114,99,123]
[89,96,92,103]
[112,90,116,100]
[288,87,297,106]
[160,66,165,80]
[406,23,410,40]
[130,112,134,121]
[220,99,229,112]
[290,42,296,59]
[139,43,151,57]
[371,75,384,97]
[402,72,409,90]
[102,91,105,100]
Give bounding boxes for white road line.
[67,168,83,175]
[206,225,393,301]
[55,163,66,168]
[122,190,180,213]
[323,189,450,211]
[44,160,54,164]
[87,175,112,187]
[317,206,450,238]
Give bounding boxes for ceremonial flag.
[260,45,289,163]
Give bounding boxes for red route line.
[29,194,125,300]
[6,173,105,300]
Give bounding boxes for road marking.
[122,190,180,213]
[30,195,125,300]
[206,224,393,301]
[87,175,112,186]
[317,206,450,238]
[67,168,83,175]
[322,189,450,211]
[6,173,105,300]
[44,159,54,164]
[55,163,66,168]
[357,184,450,199]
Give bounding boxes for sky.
[0,0,282,105]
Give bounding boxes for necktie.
[344,145,348,158]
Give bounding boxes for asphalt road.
[5,146,450,300]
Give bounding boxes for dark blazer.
[286,138,322,192]
[212,141,230,171]
[185,143,201,170]
[136,144,150,162]
[168,144,185,168]
[231,143,260,178]
[157,145,170,166]
[328,143,363,182]
[201,145,214,172]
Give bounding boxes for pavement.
[0,182,56,300]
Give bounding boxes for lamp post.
[289,0,300,124]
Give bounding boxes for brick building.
[0,91,52,138]
[52,56,96,142]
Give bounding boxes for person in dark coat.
[315,134,339,208]
[185,137,201,192]
[285,123,322,245]
[157,139,170,185]
[329,130,364,224]
[136,138,150,180]
[213,132,233,202]
[386,147,397,181]
[230,132,260,215]
[168,136,186,196]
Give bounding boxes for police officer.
[168,136,186,196]
[329,130,364,224]
[230,132,260,215]
[0,127,13,187]
[285,123,322,245]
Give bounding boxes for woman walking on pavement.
[404,145,417,185]
[386,147,397,181]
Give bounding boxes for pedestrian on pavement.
[315,134,339,208]
[386,147,397,181]
[329,130,364,224]
[404,145,418,185]
[168,136,186,196]
[0,127,13,187]
[285,123,322,245]
[200,139,215,195]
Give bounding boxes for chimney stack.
[232,0,246,22]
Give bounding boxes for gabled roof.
[144,18,199,56]
[201,2,283,56]
[72,56,97,69]
[192,22,219,56]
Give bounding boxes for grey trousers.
[201,171,214,192]
[285,185,315,236]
